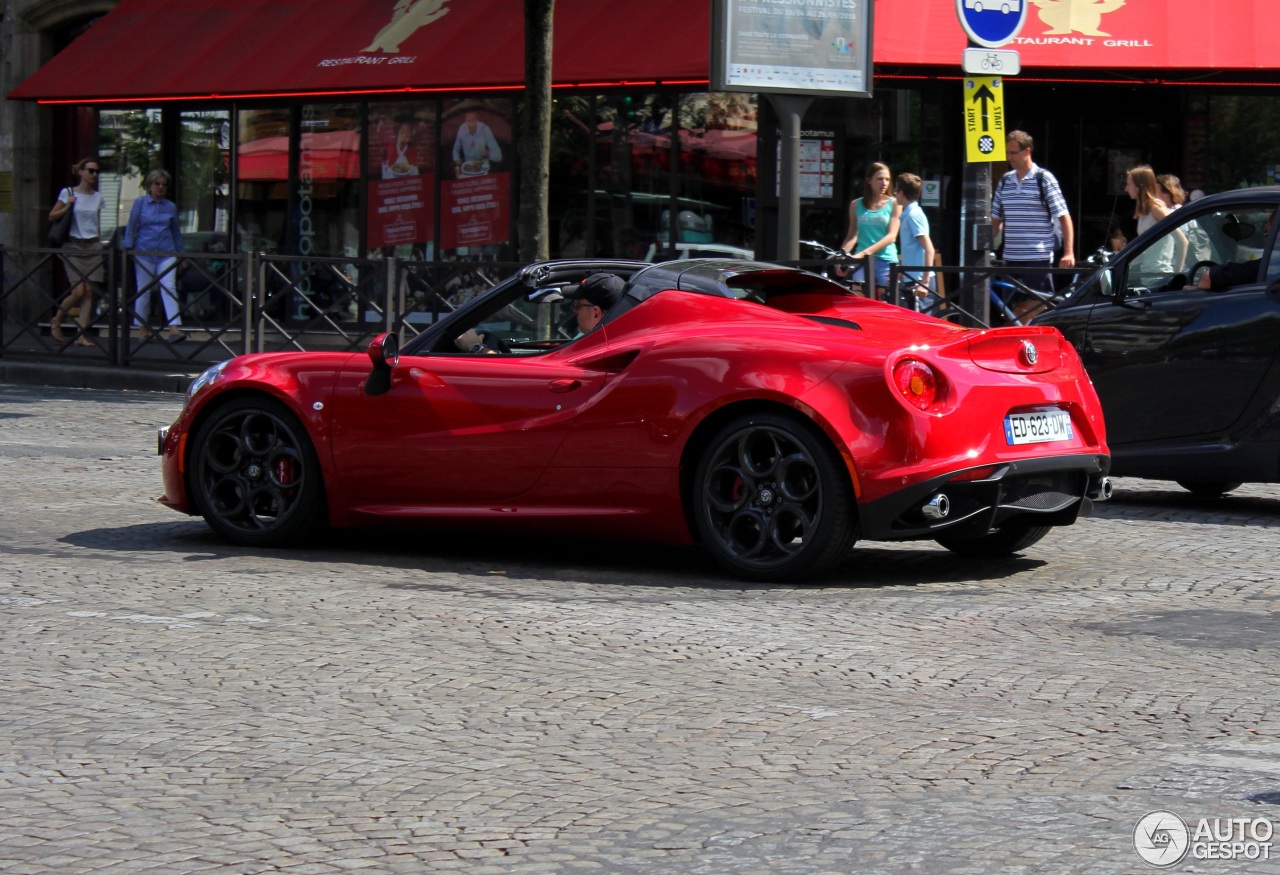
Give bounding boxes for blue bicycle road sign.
[955,0,1028,49]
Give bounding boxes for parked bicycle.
[799,240,869,295]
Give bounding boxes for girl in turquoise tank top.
[839,162,902,300]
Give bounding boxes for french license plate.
[1004,409,1073,445]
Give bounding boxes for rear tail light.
[893,358,939,411]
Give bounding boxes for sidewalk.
[0,357,201,393]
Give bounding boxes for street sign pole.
[771,94,814,262]
[955,0,1024,328]
[961,142,992,328]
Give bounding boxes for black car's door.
[1081,203,1280,445]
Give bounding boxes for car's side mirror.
[364,332,399,396]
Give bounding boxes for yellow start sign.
[964,76,1006,163]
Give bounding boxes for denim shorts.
[849,257,894,288]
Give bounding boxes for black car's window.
[1128,206,1276,291]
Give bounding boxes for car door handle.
[549,379,582,393]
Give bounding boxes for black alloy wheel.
[189,397,325,546]
[693,412,857,582]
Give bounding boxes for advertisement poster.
[774,127,842,206]
[440,172,511,250]
[368,174,434,249]
[712,0,873,97]
[440,98,512,251]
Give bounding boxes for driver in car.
[1197,209,1278,290]
[454,272,626,352]
[561,273,626,336]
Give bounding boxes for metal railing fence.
[3,245,1099,373]
[1,244,522,369]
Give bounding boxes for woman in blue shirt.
[123,168,186,342]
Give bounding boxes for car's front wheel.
[934,523,1051,557]
[693,412,857,582]
[189,397,326,546]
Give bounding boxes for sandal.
[74,336,94,347]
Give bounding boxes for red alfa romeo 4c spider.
[158,259,1111,581]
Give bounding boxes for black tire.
[692,412,857,582]
[189,396,326,546]
[935,523,1051,557]
[1176,480,1242,498]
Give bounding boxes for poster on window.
[440,173,510,250]
[368,174,435,249]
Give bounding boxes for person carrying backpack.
[991,130,1075,321]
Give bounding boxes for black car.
[1036,187,1280,496]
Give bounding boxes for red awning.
[874,0,1280,75]
[10,0,1280,103]
[9,0,711,103]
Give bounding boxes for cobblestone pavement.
[1,384,1278,875]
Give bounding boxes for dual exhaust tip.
[920,477,1113,521]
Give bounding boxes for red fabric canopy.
[873,0,1280,73]
[10,0,1279,103]
[9,0,712,102]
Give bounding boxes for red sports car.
[158,259,1111,581]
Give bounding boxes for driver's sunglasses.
[573,300,597,311]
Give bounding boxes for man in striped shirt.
[990,130,1075,320]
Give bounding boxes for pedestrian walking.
[122,168,186,342]
[893,173,937,312]
[1125,164,1185,274]
[47,157,104,347]
[838,162,902,300]
[991,130,1074,320]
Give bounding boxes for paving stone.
[2,385,1280,874]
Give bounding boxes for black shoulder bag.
[48,189,74,246]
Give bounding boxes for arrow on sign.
[971,84,996,132]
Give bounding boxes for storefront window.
[367,100,436,259]
[299,103,360,261]
[1206,95,1280,192]
[177,110,230,245]
[235,107,289,255]
[98,108,162,240]
[440,98,513,260]
[549,95,595,258]
[594,92,758,261]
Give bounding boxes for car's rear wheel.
[693,412,856,582]
[935,523,1051,557]
[1176,480,1242,498]
[189,397,326,546]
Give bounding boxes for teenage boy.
[894,173,938,312]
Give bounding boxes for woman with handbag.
[47,157,104,347]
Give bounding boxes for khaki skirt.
[61,237,105,284]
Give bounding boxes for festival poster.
[440,171,510,250]
[368,174,435,249]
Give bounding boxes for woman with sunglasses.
[47,158,104,347]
